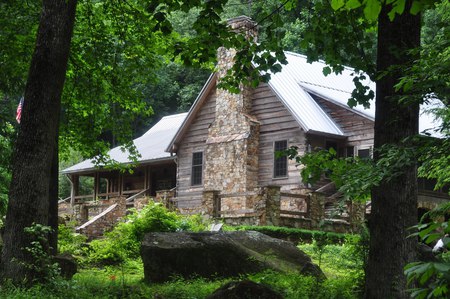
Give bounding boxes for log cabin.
[62,16,448,235]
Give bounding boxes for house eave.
[302,85,375,122]
[61,156,176,176]
[166,73,216,153]
[306,130,347,139]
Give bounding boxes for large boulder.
[207,280,283,299]
[54,253,77,279]
[141,231,324,283]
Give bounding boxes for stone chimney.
[203,16,260,197]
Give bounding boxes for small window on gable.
[191,152,203,186]
[358,148,371,159]
[274,140,288,178]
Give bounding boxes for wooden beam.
[94,172,99,201]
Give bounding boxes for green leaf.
[345,0,362,9]
[363,0,382,21]
[434,263,450,273]
[410,0,423,15]
[331,0,345,10]
[323,66,332,76]
[387,0,406,21]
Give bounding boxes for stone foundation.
[76,196,127,240]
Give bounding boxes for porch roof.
[62,113,187,174]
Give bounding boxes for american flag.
[16,97,24,123]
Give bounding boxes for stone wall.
[155,190,176,210]
[197,185,363,233]
[76,196,127,240]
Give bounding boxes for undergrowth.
[0,202,365,298]
[0,240,364,299]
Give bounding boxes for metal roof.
[267,52,347,136]
[271,52,441,136]
[64,51,443,175]
[62,113,188,174]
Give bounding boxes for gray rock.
[141,231,324,283]
[54,253,77,279]
[207,280,284,299]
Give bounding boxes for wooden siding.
[251,84,306,190]
[313,95,374,148]
[176,91,216,207]
[176,83,375,209]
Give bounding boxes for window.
[357,148,371,159]
[191,152,203,186]
[274,140,288,178]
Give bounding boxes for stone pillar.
[310,192,325,229]
[348,201,366,232]
[204,16,260,197]
[265,186,281,226]
[80,204,88,223]
[202,190,220,218]
[112,196,127,218]
[156,190,176,210]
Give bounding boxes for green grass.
[298,242,365,297]
[0,242,364,299]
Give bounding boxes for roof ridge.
[160,112,188,119]
[283,51,357,72]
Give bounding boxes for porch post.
[70,174,79,206]
[94,172,99,201]
[119,173,123,196]
[148,167,153,196]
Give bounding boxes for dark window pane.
[358,149,370,159]
[274,140,288,178]
[192,152,203,166]
[191,152,203,185]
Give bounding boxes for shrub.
[234,225,349,244]
[19,223,61,285]
[405,202,450,299]
[58,222,88,257]
[249,270,357,299]
[87,202,210,265]
[299,236,366,297]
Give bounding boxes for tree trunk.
[48,139,59,255]
[364,2,421,298]
[0,0,77,283]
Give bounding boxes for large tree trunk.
[0,0,77,283]
[364,2,421,298]
[48,139,59,255]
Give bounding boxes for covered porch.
[66,160,177,206]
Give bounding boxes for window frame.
[356,146,372,159]
[191,151,204,186]
[273,140,288,179]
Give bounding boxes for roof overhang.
[166,73,216,153]
[61,156,176,176]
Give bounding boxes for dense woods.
[0,0,448,297]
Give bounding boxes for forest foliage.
[0,0,449,296]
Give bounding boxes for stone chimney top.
[227,15,258,43]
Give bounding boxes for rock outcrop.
[54,253,77,279]
[141,231,324,283]
[207,280,283,299]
